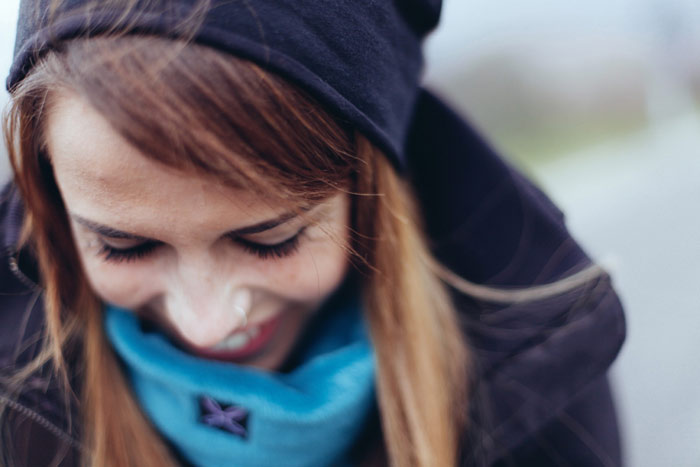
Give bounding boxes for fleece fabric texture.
[103,297,375,467]
[8,0,442,167]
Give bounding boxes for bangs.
[44,35,358,203]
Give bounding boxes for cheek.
[78,253,159,308]
[70,227,159,307]
[258,234,350,302]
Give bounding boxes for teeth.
[211,325,261,352]
[212,332,250,351]
[247,326,260,339]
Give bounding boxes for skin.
[45,92,351,370]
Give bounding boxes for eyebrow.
[71,210,301,240]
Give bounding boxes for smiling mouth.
[183,313,285,362]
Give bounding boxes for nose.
[164,276,252,349]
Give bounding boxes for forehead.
[44,92,279,235]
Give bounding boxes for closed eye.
[231,226,307,260]
[95,227,307,264]
[97,240,162,263]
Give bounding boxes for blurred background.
[2,1,699,465]
[422,2,700,466]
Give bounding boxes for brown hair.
[4,31,470,467]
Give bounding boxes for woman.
[0,0,626,465]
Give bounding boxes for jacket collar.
[1,182,40,291]
[1,182,24,253]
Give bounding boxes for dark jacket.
[0,90,626,466]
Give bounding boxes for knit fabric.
[7,0,442,167]
[103,298,375,467]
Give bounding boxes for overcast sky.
[425,0,700,78]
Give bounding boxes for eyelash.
[236,229,304,260]
[96,228,306,264]
[98,241,160,263]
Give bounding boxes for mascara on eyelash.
[96,227,307,263]
[98,241,159,263]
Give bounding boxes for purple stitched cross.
[199,396,248,438]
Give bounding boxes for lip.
[182,312,285,362]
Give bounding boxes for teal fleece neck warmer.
[103,298,375,467]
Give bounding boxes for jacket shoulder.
[461,273,625,465]
[0,182,83,466]
[1,393,82,467]
[404,95,626,465]
[0,182,43,370]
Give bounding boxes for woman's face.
[45,93,351,370]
